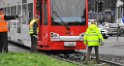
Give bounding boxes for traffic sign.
[122,17,124,24]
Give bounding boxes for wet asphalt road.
[80,36,124,56]
[8,35,124,56]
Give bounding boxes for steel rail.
[92,56,124,66]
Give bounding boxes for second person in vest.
[83,21,104,64]
[29,15,39,53]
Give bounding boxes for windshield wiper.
[53,11,70,30]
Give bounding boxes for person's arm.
[84,29,89,45]
[83,33,87,45]
[4,15,19,20]
[33,22,38,35]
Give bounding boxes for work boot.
[97,61,100,64]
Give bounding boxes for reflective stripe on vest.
[85,34,98,36]
[29,19,38,34]
[0,15,8,32]
[87,40,99,42]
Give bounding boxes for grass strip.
[0,52,79,66]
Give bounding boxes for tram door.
[21,4,30,46]
[9,6,18,41]
[16,5,22,43]
[36,0,42,41]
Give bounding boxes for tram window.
[6,7,9,15]
[17,5,21,33]
[36,3,41,10]
[6,8,8,15]
[22,0,27,3]
[37,0,41,10]
[17,22,21,33]
[17,5,21,14]
[11,7,13,15]
[11,6,14,15]
[8,22,10,32]
[5,8,7,15]
[36,2,42,25]
[44,2,48,25]
[7,7,10,15]
[28,3,33,23]
[22,4,27,24]
[9,7,11,15]
[3,8,6,15]
[51,0,86,26]
[14,6,16,15]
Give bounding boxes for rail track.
[92,56,124,66]
[9,41,124,66]
[43,51,124,66]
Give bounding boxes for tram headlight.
[50,32,60,40]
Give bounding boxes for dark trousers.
[85,46,100,64]
[30,35,38,53]
[0,32,8,53]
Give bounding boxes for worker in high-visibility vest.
[83,22,104,64]
[29,15,39,53]
[0,8,22,53]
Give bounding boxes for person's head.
[0,8,4,14]
[91,21,96,25]
[89,21,98,30]
[34,15,40,21]
[89,24,97,30]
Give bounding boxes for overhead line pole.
[96,0,99,26]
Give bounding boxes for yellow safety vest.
[84,24,104,46]
[29,19,39,34]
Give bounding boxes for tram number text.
[64,42,76,47]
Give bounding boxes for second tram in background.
[1,0,88,51]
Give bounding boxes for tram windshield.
[51,0,86,26]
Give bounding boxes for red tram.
[1,0,88,51]
[36,0,88,50]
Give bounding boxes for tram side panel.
[7,0,34,47]
[18,0,34,47]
